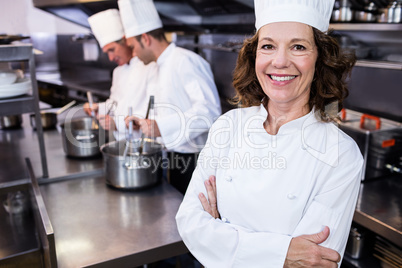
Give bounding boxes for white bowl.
[0,71,17,86]
[0,77,31,99]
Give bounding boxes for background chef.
[120,0,222,194]
[86,9,156,140]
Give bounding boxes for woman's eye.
[261,44,274,50]
[293,45,306,51]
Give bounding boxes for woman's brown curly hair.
[232,28,356,122]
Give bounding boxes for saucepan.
[101,138,163,190]
[0,114,22,129]
[30,100,76,130]
[60,116,110,158]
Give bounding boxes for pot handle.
[360,114,381,130]
[341,108,346,121]
[76,134,95,140]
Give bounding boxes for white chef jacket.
[98,57,157,140]
[152,43,221,153]
[176,104,364,268]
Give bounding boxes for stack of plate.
[0,70,31,99]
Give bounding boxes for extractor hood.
[33,0,256,33]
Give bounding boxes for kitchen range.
[1,0,402,267]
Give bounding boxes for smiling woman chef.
[175,0,364,267]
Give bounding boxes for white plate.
[0,77,31,99]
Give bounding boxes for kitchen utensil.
[354,2,379,21]
[378,0,402,22]
[338,109,402,181]
[2,191,28,214]
[60,117,109,158]
[101,138,163,190]
[86,91,99,130]
[332,0,354,21]
[30,100,76,130]
[123,107,134,160]
[139,96,155,156]
[0,114,22,129]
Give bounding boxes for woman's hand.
[284,226,341,268]
[198,175,220,219]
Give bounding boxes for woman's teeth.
[270,75,296,81]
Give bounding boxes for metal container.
[346,227,366,259]
[30,101,76,130]
[0,115,22,129]
[339,109,402,181]
[60,117,108,158]
[101,139,163,190]
[30,112,57,130]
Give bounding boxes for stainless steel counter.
[0,106,104,184]
[39,176,188,268]
[354,175,402,248]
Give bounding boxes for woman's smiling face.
[256,22,318,108]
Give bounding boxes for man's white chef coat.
[98,56,156,140]
[176,104,364,267]
[152,43,221,153]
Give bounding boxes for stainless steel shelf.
[0,95,38,115]
[0,44,34,61]
[330,23,402,31]
[0,44,48,178]
[355,60,402,70]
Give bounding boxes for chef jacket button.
[222,217,230,223]
[225,176,232,182]
[287,193,296,199]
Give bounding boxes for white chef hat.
[118,0,163,38]
[88,9,125,48]
[254,0,335,32]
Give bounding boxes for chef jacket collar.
[129,56,140,65]
[255,103,319,135]
[156,43,176,66]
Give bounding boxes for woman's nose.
[272,49,290,68]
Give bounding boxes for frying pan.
[30,100,76,130]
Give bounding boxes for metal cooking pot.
[60,117,109,158]
[30,112,57,130]
[0,115,22,129]
[30,100,76,130]
[101,139,163,190]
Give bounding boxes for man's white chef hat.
[118,0,163,38]
[88,9,125,48]
[254,0,335,32]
